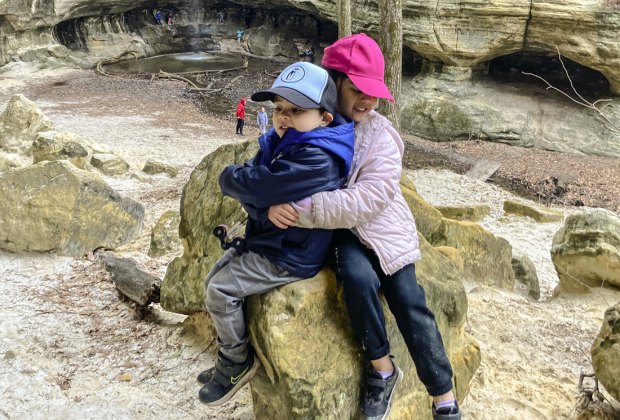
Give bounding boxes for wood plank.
[465,160,500,181]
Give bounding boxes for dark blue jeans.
[331,229,454,397]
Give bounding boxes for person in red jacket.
[235,98,246,135]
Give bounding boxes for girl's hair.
[325,68,348,83]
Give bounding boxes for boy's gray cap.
[251,62,337,115]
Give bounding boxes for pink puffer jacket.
[300,110,421,275]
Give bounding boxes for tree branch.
[522,44,619,131]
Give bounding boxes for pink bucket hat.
[322,33,394,102]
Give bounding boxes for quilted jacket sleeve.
[309,128,402,229]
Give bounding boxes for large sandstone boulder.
[91,153,130,176]
[503,200,564,223]
[552,209,620,293]
[401,179,515,289]
[0,160,144,256]
[32,131,92,169]
[248,241,481,418]
[591,302,620,402]
[162,141,482,417]
[148,210,183,258]
[0,94,55,154]
[142,159,179,177]
[436,204,491,222]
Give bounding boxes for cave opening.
[53,19,88,51]
[403,45,424,77]
[488,51,610,100]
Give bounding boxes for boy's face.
[335,78,379,123]
[272,96,333,138]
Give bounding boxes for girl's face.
[336,78,379,123]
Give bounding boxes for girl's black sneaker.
[361,361,403,420]
[432,401,461,419]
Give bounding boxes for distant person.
[236,29,244,43]
[235,98,246,135]
[218,10,225,23]
[256,107,268,135]
[196,62,355,406]
[305,46,315,63]
[154,10,162,24]
[167,13,173,26]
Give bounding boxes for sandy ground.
[1,67,619,419]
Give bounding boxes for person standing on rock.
[256,107,268,135]
[235,98,246,135]
[196,62,355,406]
[267,34,461,420]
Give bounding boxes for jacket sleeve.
[240,202,269,222]
[219,146,340,208]
[309,128,401,229]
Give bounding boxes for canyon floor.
[1,64,619,419]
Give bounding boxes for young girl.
[268,34,461,420]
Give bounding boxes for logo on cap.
[281,66,305,83]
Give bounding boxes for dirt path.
[1,68,618,419]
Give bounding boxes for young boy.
[197,62,355,406]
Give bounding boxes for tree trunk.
[338,0,352,38]
[378,0,402,131]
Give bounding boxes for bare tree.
[338,0,352,38]
[378,0,402,130]
[523,45,619,132]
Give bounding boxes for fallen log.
[100,252,161,306]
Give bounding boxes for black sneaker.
[361,361,403,420]
[198,352,260,406]
[432,401,461,420]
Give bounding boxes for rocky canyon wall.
[2,0,618,156]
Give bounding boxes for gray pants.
[204,250,300,363]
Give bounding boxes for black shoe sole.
[199,356,261,406]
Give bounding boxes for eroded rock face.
[552,208,620,293]
[0,160,144,256]
[4,1,620,92]
[400,72,620,158]
[0,94,55,154]
[591,302,620,402]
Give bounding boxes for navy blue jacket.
[219,114,355,278]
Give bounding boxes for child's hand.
[269,204,298,229]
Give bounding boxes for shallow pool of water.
[108,52,245,74]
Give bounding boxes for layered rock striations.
[3,0,620,91]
